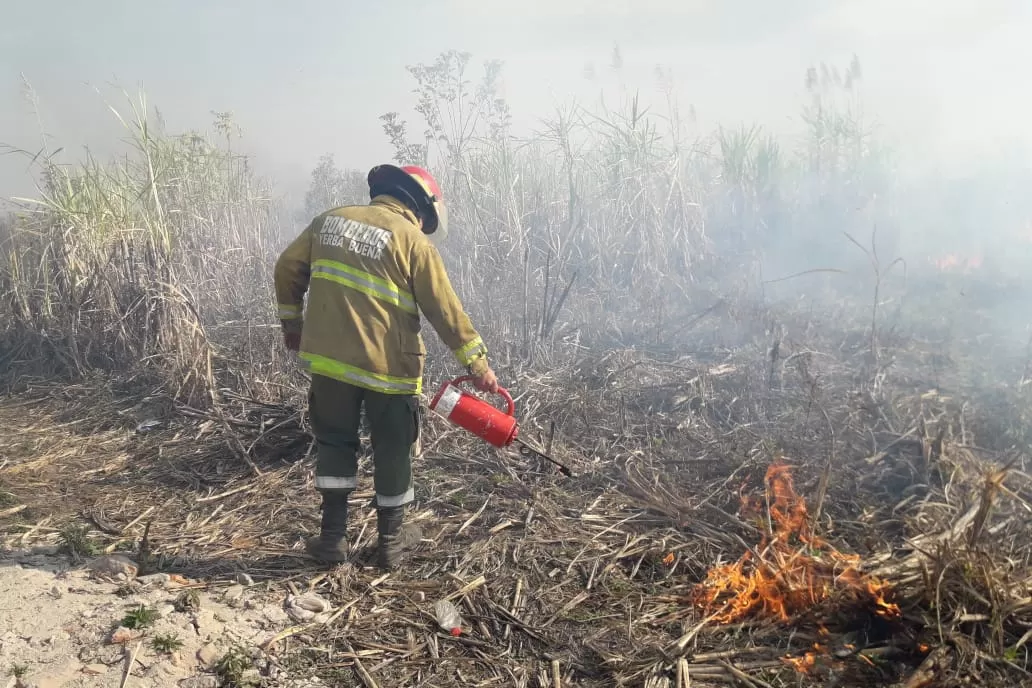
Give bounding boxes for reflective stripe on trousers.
[376,487,414,507]
[315,475,357,490]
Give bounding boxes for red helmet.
[367,164,448,235]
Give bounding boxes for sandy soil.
[0,547,323,688]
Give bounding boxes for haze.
[3,0,1030,206]
[5,5,1032,685]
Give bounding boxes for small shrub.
[215,645,256,687]
[121,604,159,630]
[114,582,140,598]
[150,632,183,654]
[174,589,201,612]
[58,523,98,559]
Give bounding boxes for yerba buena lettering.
[317,217,392,260]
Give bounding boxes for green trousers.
[308,373,419,507]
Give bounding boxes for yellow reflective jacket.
[274,195,489,395]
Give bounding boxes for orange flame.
[783,643,827,674]
[692,461,901,629]
[931,253,983,273]
[784,651,819,673]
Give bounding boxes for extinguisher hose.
[515,438,574,477]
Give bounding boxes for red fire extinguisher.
[430,375,519,448]
[429,376,573,476]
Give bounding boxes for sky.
[2,0,1031,204]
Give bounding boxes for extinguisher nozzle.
[514,438,574,478]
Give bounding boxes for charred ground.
[2,274,1031,687]
[2,56,1032,686]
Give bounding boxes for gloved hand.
[284,332,301,352]
[473,367,499,394]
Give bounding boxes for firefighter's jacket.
[274,195,488,396]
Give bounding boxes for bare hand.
[284,332,301,352]
[473,367,499,394]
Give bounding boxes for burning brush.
[691,461,902,672]
[930,253,983,273]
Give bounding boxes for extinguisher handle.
[448,376,515,416]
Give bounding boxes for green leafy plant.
[215,645,255,687]
[121,604,159,630]
[58,523,98,559]
[150,632,184,654]
[174,589,201,612]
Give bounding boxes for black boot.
[306,492,350,563]
[376,505,422,571]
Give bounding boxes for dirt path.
[0,547,344,688]
[3,549,248,687]
[0,390,325,688]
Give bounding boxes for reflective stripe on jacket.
[273,195,488,395]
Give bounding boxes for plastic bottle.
[433,599,463,636]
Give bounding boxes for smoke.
[2,1,1032,376]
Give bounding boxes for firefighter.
[274,164,498,571]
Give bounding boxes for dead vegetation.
[2,313,1031,686]
[2,57,1032,686]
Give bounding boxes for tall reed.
[0,92,283,404]
[1,57,891,401]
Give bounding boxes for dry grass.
[2,60,1031,687]
[2,299,1030,687]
